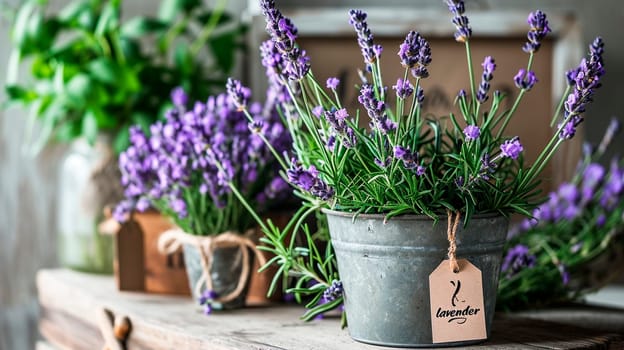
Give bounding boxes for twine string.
[158,229,266,303]
[446,210,462,273]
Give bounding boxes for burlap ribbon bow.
[157,229,266,303]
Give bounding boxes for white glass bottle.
[57,136,121,274]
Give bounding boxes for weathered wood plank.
[35,340,58,350]
[37,269,623,350]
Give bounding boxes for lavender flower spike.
[513,69,538,91]
[477,56,496,103]
[260,0,310,80]
[463,125,481,141]
[502,244,536,277]
[226,78,251,111]
[445,0,472,43]
[523,10,551,53]
[349,9,380,66]
[393,78,414,99]
[398,31,432,78]
[287,162,335,201]
[358,84,396,134]
[558,37,606,141]
[500,137,524,160]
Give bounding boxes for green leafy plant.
[5,0,245,153]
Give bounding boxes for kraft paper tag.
[429,258,487,343]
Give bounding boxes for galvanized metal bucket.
[324,209,508,347]
[182,244,252,310]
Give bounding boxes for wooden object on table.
[38,269,624,350]
[246,210,294,305]
[114,211,190,295]
[114,220,144,292]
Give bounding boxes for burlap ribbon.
[157,229,266,303]
[446,210,462,273]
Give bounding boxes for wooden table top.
[37,269,624,349]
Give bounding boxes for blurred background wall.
[0,0,622,349]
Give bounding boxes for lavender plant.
[498,119,624,310]
[113,87,291,235]
[224,0,607,321]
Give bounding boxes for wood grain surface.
[37,269,623,350]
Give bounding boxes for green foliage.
[5,0,246,153]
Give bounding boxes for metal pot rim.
[321,208,504,221]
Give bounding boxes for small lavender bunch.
[498,119,624,310]
[114,87,291,235]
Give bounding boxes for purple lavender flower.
[393,78,414,99]
[287,161,334,200]
[324,108,357,149]
[264,177,290,200]
[312,106,324,118]
[359,84,396,134]
[477,56,496,103]
[565,67,579,86]
[557,183,579,203]
[599,160,624,210]
[393,145,423,174]
[171,87,188,107]
[455,176,464,188]
[500,137,524,160]
[326,134,336,151]
[171,198,187,218]
[249,120,264,133]
[326,77,340,89]
[596,214,607,227]
[260,39,292,106]
[113,200,133,222]
[260,0,310,80]
[349,9,379,67]
[582,163,605,201]
[415,165,426,176]
[457,89,467,99]
[513,69,538,90]
[416,86,425,104]
[226,78,251,111]
[374,157,391,168]
[323,280,344,302]
[523,10,551,53]
[558,115,583,140]
[398,31,432,78]
[445,0,472,43]
[558,264,570,285]
[463,125,481,141]
[597,118,621,155]
[480,153,497,180]
[502,244,536,277]
[558,37,606,140]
